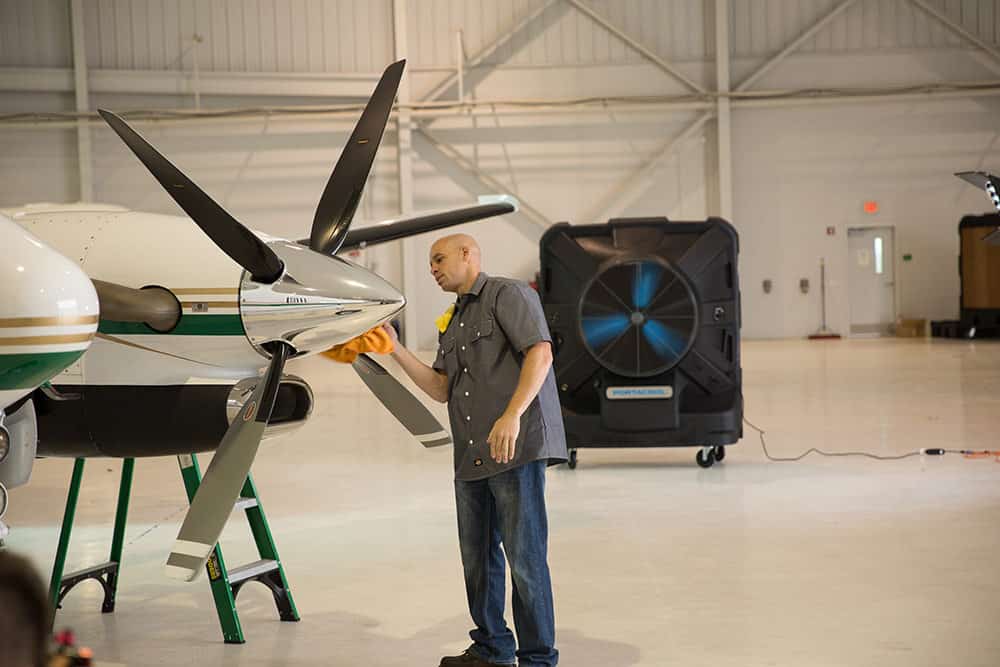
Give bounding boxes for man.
[382,233,567,667]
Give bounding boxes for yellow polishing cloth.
[321,325,395,364]
[436,304,456,334]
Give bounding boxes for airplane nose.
[240,240,405,358]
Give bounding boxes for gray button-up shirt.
[433,272,568,480]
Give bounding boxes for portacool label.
[605,386,674,400]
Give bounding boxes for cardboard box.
[895,317,927,337]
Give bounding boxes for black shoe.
[439,649,512,667]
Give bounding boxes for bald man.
[383,234,567,667]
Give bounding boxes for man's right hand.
[381,322,399,349]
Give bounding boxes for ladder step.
[63,561,117,581]
[234,496,258,511]
[228,559,279,586]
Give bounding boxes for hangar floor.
[7,338,1000,667]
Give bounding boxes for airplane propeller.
[100,59,463,581]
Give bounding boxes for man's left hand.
[487,412,520,464]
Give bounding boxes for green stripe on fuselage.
[0,350,85,390]
[98,314,245,336]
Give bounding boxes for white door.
[847,226,895,336]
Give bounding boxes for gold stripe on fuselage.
[0,315,99,328]
[0,333,95,346]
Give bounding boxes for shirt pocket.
[469,316,503,381]
[438,335,458,375]
[470,316,495,345]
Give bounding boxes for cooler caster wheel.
[713,446,726,462]
[696,447,716,468]
[567,449,578,470]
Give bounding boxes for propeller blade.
[352,354,452,448]
[99,109,284,283]
[334,199,517,253]
[165,343,290,581]
[309,60,406,256]
[955,171,999,190]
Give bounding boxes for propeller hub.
[240,240,405,358]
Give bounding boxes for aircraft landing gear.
[696,446,726,468]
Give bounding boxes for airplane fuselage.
[8,203,262,384]
[2,203,402,460]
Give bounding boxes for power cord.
[741,416,974,462]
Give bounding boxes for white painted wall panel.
[733,97,1000,339]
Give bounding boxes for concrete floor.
[6,338,1000,666]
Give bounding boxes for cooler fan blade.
[643,319,685,360]
[582,315,630,349]
[632,262,664,310]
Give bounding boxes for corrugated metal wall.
[2,0,1000,72]
[0,0,394,71]
[0,0,72,67]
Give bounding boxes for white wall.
[733,96,1000,339]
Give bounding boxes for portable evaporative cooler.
[538,217,742,468]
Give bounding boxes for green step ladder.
[49,454,299,644]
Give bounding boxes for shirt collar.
[467,272,488,297]
[458,272,488,304]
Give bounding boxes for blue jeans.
[454,460,558,667]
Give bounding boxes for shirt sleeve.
[494,282,552,353]
[432,338,447,372]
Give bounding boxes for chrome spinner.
[240,240,405,358]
